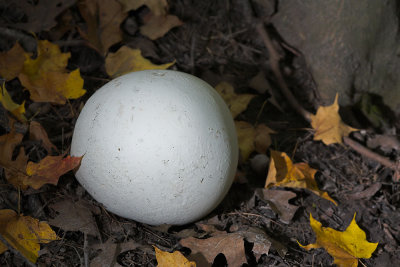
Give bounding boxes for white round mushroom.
[71,70,238,225]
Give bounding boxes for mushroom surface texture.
[71,70,238,225]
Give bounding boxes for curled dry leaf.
[105,46,174,78]
[215,82,255,118]
[0,42,26,81]
[265,150,337,205]
[29,121,58,153]
[18,40,86,104]
[311,94,358,145]
[299,213,378,267]
[0,83,26,122]
[0,209,58,263]
[154,246,196,267]
[25,155,83,189]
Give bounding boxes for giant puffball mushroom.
[71,70,238,225]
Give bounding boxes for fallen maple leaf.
[0,128,29,189]
[120,0,168,15]
[265,150,337,205]
[215,82,255,118]
[154,246,196,267]
[235,121,275,162]
[18,40,86,104]
[105,46,174,78]
[0,209,58,263]
[180,231,246,267]
[0,83,26,122]
[90,239,140,267]
[140,13,183,40]
[25,155,83,189]
[78,0,127,55]
[256,188,299,224]
[29,121,58,153]
[299,213,378,267]
[0,42,26,81]
[311,94,358,145]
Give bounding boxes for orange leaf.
[19,40,86,104]
[154,246,196,267]
[105,46,174,78]
[0,42,26,81]
[265,150,337,205]
[0,209,58,263]
[25,155,82,189]
[311,94,358,145]
[298,213,378,267]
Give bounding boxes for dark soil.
[1,1,399,266]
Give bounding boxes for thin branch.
[343,137,398,170]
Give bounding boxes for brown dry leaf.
[25,155,82,189]
[0,209,58,263]
[235,121,275,162]
[215,82,255,118]
[0,42,26,81]
[49,198,98,236]
[154,246,196,267]
[9,0,76,32]
[311,94,358,145]
[249,71,283,112]
[78,0,127,55]
[90,239,141,267]
[0,129,29,189]
[140,13,183,40]
[105,46,174,78]
[29,121,58,153]
[19,40,86,104]
[0,83,26,122]
[265,150,337,205]
[180,231,246,267]
[299,213,378,267]
[257,188,299,224]
[119,0,168,15]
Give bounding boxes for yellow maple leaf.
[0,42,26,81]
[0,209,59,263]
[0,83,26,122]
[105,46,175,78]
[154,246,196,267]
[311,94,358,145]
[18,40,86,104]
[215,82,255,118]
[265,150,337,205]
[235,121,275,162]
[298,213,378,267]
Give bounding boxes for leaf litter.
[0,0,397,266]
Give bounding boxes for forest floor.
[0,1,399,266]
